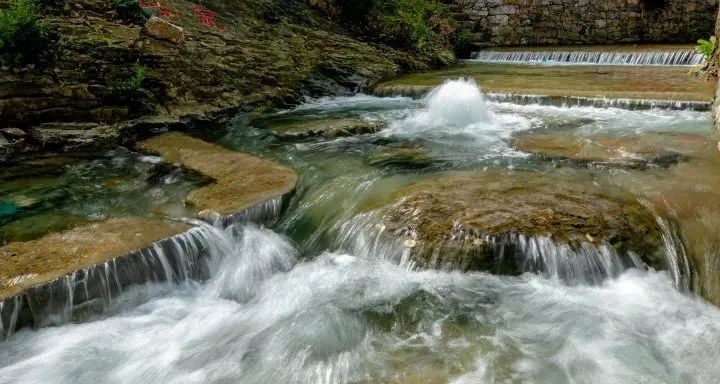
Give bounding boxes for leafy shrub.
[451,26,473,57]
[0,0,50,65]
[112,64,146,97]
[113,0,149,24]
[337,0,456,51]
[697,36,716,61]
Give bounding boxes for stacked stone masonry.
[448,0,718,46]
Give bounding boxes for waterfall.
[467,50,704,66]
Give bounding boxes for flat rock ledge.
[138,132,298,221]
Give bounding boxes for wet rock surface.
[377,170,663,271]
[271,117,385,137]
[0,217,190,300]
[138,132,298,217]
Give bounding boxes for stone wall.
[449,0,718,46]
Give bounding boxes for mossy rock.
[375,170,664,272]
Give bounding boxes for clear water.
[0,148,202,244]
[2,79,720,383]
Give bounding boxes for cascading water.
[1,222,719,383]
[3,75,720,383]
[468,49,704,66]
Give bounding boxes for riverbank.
[0,0,454,162]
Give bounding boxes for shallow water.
[2,77,720,383]
[0,148,202,243]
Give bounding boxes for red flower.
[193,5,224,32]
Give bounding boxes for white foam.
[1,224,719,384]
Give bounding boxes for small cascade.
[467,50,704,66]
[0,224,223,340]
[656,217,692,291]
[504,234,639,285]
[332,214,644,285]
[208,196,287,228]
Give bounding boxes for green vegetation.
[696,36,716,61]
[338,0,458,52]
[0,0,50,65]
[371,0,449,49]
[112,64,146,97]
[113,0,149,24]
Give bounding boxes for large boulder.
[373,170,664,272]
[144,16,185,45]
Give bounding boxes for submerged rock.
[0,202,19,222]
[271,118,385,137]
[369,147,434,169]
[511,132,708,168]
[375,170,663,272]
[138,132,298,220]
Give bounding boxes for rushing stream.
[2,78,720,383]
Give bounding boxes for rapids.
[1,224,719,383]
[2,79,720,383]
